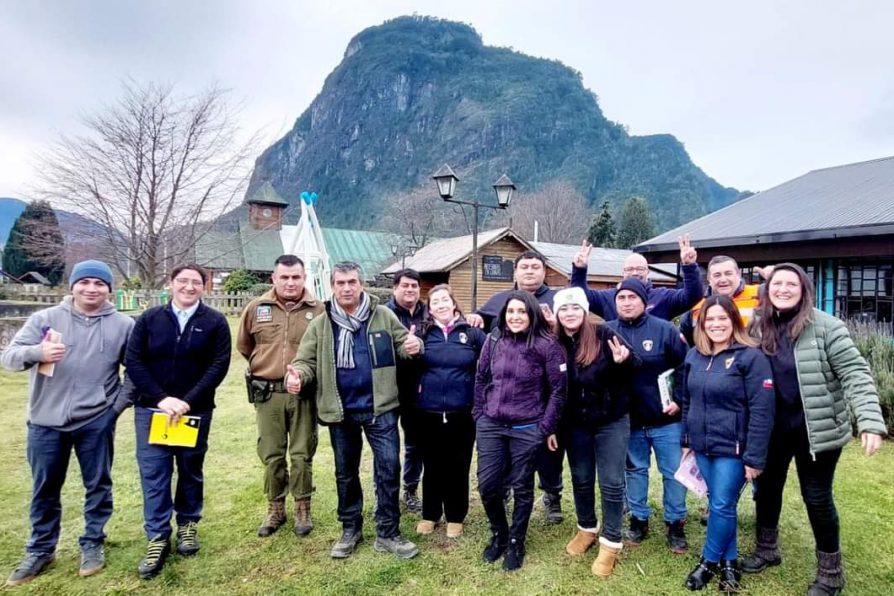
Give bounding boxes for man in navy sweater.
[125,264,231,579]
[571,235,703,322]
[605,278,690,554]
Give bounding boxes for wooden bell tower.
[246,181,289,231]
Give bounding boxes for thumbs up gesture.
[285,364,302,394]
[404,325,422,356]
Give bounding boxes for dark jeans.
[696,453,746,562]
[328,409,401,538]
[476,416,542,541]
[536,440,564,496]
[399,405,423,492]
[755,425,842,552]
[135,407,213,539]
[418,409,475,523]
[26,408,117,554]
[565,415,630,542]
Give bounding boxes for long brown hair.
[555,309,601,366]
[694,295,757,356]
[750,262,816,355]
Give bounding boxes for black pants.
[476,417,542,541]
[418,410,475,523]
[755,424,842,552]
[399,405,423,492]
[535,440,564,495]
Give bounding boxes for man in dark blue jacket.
[125,264,231,579]
[384,268,428,514]
[605,278,690,554]
[571,235,703,321]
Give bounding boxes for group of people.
[2,238,887,594]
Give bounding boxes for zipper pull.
[443,411,447,424]
[736,441,740,455]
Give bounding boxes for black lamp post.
[391,242,417,268]
[432,164,515,310]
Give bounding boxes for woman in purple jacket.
[474,290,567,572]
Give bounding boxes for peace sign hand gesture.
[608,336,630,363]
[573,240,592,268]
[678,233,697,265]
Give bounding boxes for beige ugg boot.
[566,529,599,555]
[592,536,623,577]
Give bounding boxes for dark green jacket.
[292,294,422,424]
[763,309,886,454]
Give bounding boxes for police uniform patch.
[459,332,468,344]
[256,305,273,322]
[724,357,735,369]
[305,312,314,320]
[642,339,654,352]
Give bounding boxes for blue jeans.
[328,409,401,538]
[135,407,213,539]
[626,422,687,522]
[565,415,630,542]
[695,453,746,562]
[26,408,117,554]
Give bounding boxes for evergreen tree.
[616,197,655,249]
[2,200,65,284]
[587,201,616,247]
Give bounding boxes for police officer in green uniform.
[237,255,324,537]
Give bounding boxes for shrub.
[222,268,260,293]
[847,320,894,434]
[248,283,273,296]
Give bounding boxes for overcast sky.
[1,0,892,199]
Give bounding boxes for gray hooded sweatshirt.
[1,296,135,431]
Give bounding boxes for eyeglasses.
[173,278,204,287]
[623,266,649,273]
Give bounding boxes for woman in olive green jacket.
[742,263,886,596]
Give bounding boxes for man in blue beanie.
[2,259,135,586]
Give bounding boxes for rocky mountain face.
[247,15,742,233]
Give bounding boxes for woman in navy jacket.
[680,295,775,593]
[553,287,639,578]
[414,284,485,539]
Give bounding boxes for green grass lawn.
[1,319,892,595]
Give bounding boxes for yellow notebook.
[148,412,200,447]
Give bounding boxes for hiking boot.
[566,528,598,556]
[542,492,564,524]
[592,537,623,578]
[741,526,782,574]
[483,533,508,563]
[402,489,422,514]
[416,519,437,535]
[138,536,170,580]
[624,516,649,546]
[446,522,464,538]
[684,557,720,590]
[257,499,286,537]
[502,538,526,572]
[718,559,742,593]
[330,529,363,559]
[5,552,55,587]
[78,543,105,577]
[806,550,844,596]
[666,520,689,554]
[176,522,200,556]
[294,498,314,537]
[374,535,419,559]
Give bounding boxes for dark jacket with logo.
[560,323,641,430]
[416,320,486,412]
[126,302,231,413]
[681,343,775,469]
[606,313,687,429]
[473,331,567,435]
[571,263,703,321]
[476,283,556,331]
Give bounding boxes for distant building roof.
[532,241,676,282]
[196,230,245,270]
[321,228,402,280]
[245,181,289,207]
[382,228,524,274]
[638,155,894,253]
[20,271,52,285]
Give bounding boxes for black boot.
[806,550,844,596]
[684,557,720,591]
[718,559,742,593]
[740,526,782,573]
[502,537,526,572]
[483,532,508,563]
[666,520,689,554]
[624,516,649,546]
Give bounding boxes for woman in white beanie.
[553,286,639,578]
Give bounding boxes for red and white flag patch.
[762,379,774,389]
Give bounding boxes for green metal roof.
[195,230,244,270]
[322,228,402,280]
[239,224,285,271]
[245,181,289,206]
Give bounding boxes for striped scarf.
[330,292,372,369]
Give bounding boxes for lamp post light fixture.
[391,242,417,268]
[432,164,516,311]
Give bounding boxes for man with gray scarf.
[286,262,424,560]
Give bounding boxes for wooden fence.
[2,290,255,316]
